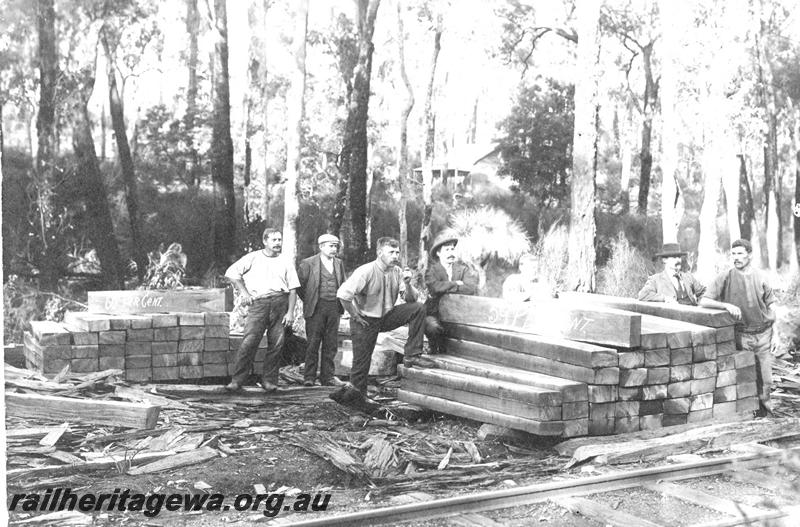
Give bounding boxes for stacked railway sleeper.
[21,311,257,382]
[398,293,756,437]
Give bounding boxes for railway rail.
[286,445,800,526]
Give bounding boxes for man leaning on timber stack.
[424,228,478,354]
[704,239,776,418]
[224,228,299,393]
[333,237,431,407]
[297,233,347,387]
[639,243,709,306]
[637,242,740,312]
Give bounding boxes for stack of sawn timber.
[398,294,757,438]
[560,292,758,430]
[23,311,250,382]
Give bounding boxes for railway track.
[286,445,800,526]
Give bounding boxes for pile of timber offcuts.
[399,293,755,437]
[4,364,343,486]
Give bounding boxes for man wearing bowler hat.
[638,243,735,312]
[638,243,709,306]
[424,228,478,354]
[638,243,706,306]
[297,234,348,387]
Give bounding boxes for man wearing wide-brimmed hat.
[297,233,347,387]
[424,229,479,354]
[637,243,708,306]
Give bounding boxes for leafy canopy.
[496,79,574,209]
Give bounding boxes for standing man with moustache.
[704,239,775,417]
[224,228,300,393]
[297,234,347,387]
[336,237,430,402]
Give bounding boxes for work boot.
[260,378,279,394]
[754,402,773,418]
[321,376,346,387]
[404,355,436,369]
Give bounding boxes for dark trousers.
[230,295,288,386]
[425,315,445,354]
[350,302,425,394]
[303,299,341,382]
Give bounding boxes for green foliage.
[496,79,574,211]
[140,243,186,290]
[595,212,663,266]
[596,233,654,297]
[138,104,213,188]
[532,222,570,293]
[3,275,86,344]
[1,148,86,282]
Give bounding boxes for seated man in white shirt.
[224,228,299,393]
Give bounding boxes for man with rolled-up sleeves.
[336,237,432,402]
[224,228,299,393]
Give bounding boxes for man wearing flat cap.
[297,234,347,386]
[425,229,478,354]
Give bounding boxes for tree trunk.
[72,90,125,289]
[329,170,349,238]
[636,43,656,216]
[794,150,800,270]
[418,14,443,272]
[366,168,375,250]
[697,164,723,280]
[100,103,107,160]
[396,1,414,267]
[101,30,147,278]
[35,0,60,291]
[755,6,782,270]
[721,153,741,244]
[185,0,201,187]
[211,0,236,270]
[659,0,680,243]
[567,0,601,292]
[697,52,733,280]
[340,0,381,267]
[282,0,308,263]
[737,154,756,241]
[754,147,771,268]
[618,105,634,215]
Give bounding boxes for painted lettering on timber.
[104,293,166,311]
[570,315,595,333]
[487,305,595,334]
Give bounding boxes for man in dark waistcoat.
[297,234,347,386]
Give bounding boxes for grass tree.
[449,207,531,294]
